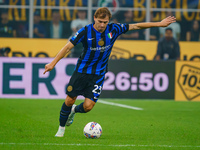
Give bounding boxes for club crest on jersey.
[98,38,104,46]
[107,32,113,39]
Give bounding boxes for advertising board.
[175,61,200,101]
[0,58,175,99]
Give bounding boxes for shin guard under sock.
[59,102,72,127]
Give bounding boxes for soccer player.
[43,7,176,137]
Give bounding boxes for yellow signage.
[0,38,68,57]
[0,38,200,62]
[111,40,200,61]
[175,61,200,101]
[6,0,200,22]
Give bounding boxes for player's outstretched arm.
[129,16,176,30]
[43,41,74,74]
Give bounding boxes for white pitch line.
[98,100,143,110]
[0,143,200,148]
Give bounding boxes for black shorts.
[66,71,105,102]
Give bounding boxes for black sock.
[59,102,72,127]
[75,102,86,113]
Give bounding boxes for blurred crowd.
[0,9,88,39]
[0,9,199,60]
[0,9,199,41]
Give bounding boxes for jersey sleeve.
[113,23,129,36]
[69,27,86,46]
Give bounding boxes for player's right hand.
[43,63,54,74]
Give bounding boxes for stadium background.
[0,0,199,101]
[0,1,200,150]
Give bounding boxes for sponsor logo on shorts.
[67,85,73,92]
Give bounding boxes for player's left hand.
[159,16,176,27]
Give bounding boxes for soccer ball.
[83,122,102,139]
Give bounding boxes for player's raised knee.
[83,103,95,112]
[83,104,93,112]
[83,98,95,112]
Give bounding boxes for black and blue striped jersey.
[69,23,129,75]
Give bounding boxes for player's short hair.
[94,7,112,20]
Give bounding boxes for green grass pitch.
[0,98,200,150]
